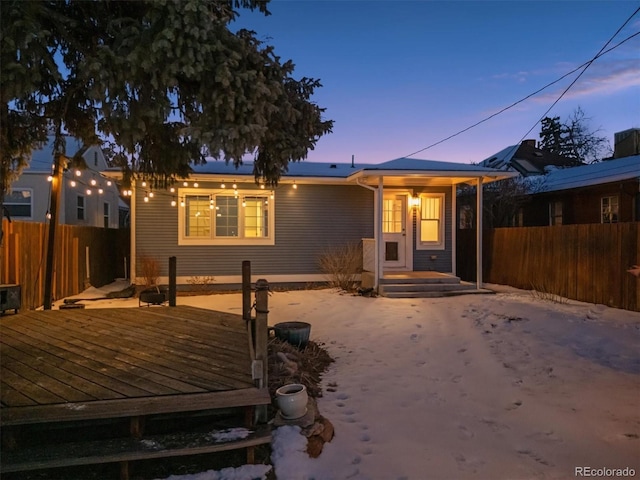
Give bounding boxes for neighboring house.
[522,155,640,226]
[478,139,581,175]
[5,136,127,228]
[112,158,513,294]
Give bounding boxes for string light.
[293,181,297,190]
[86,189,92,195]
[98,188,104,194]
[141,180,147,187]
[183,181,188,187]
[47,175,53,182]
[70,180,76,187]
[180,198,185,207]
[221,181,226,189]
[170,187,175,193]
[171,198,177,207]
[193,182,199,188]
[75,170,81,177]
[149,191,154,198]
[90,179,97,186]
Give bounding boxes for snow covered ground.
[60,283,640,480]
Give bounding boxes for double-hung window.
[5,189,32,218]
[179,189,274,245]
[601,196,618,223]
[77,195,85,221]
[418,193,445,250]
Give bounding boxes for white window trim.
[178,188,275,246]
[417,192,445,251]
[5,188,34,219]
[600,195,619,224]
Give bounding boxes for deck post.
[242,261,251,321]
[254,279,269,422]
[168,256,177,307]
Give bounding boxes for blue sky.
[233,1,640,165]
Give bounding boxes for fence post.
[254,278,269,422]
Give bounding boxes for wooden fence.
[1,219,130,310]
[457,222,639,312]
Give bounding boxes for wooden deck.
[0,305,271,477]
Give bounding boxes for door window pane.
[383,199,403,233]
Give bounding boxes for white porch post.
[476,177,483,288]
[376,176,384,290]
[451,183,457,276]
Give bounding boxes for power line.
[403,11,640,159]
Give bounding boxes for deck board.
[0,306,261,424]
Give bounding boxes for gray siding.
[135,182,374,278]
[411,187,453,272]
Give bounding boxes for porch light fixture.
[410,196,420,209]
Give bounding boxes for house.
[478,139,581,175]
[521,155,640,226]
[5,136,127,228]
[114,158,514,295]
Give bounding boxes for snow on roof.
[540,155,640,193]
[192,157,502,178]
[192,159,373,178]
[478,145,519,169]
[362,157,500,173]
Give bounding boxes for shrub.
[318,242,363,292]
[139,255,160,288]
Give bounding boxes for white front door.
[382,193,409,269]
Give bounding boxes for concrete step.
[381,282,471,293]
[379,275,461,285]
[383,288,495,299]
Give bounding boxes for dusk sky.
[234,1,640,165]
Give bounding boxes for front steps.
[378,272,494,298]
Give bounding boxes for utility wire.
[503,6,640,162]
[403,11,640,159]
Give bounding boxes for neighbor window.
[103,202,110,228]
[418,193,445,250]
[601,196,618,223]
[549,201,563,225]
[179,189,274,245]
[4,189,32,218]
[77,195,85,220]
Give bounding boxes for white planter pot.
[275,383,308,419]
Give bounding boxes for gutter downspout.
[356,178,380,292]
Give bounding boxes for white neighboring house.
[5,136,127,228]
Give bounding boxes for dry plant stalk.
[139,255,160,288]
[530,282,568,304]
[318,242,363,292]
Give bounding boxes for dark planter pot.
[139,288,167,306]
[271,321,311,349]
